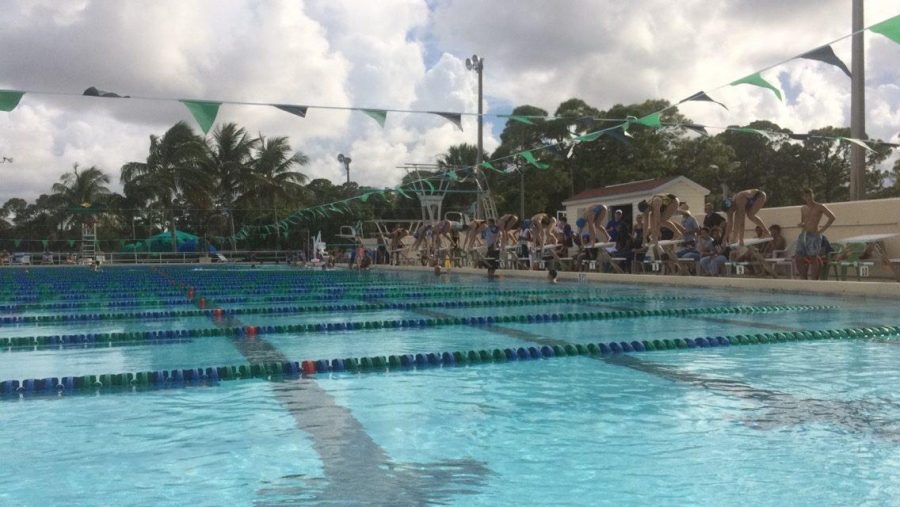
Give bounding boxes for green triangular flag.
[361,109,387,127]
[0,90,24,112]
[634,113,661,128]
[41,239,49,249]
[840,137,876,153]
[180,100,221,134]
[730,73,782,101]
[14,239,21,248]
[480,161,503,173]
[502,115,535,125]
[870,14,900,44]
[446,170,459,182]
[67,239,76,248]
[520,151,549,170]
[576,131,604,142]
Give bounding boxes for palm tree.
[121,122,209,251]
[204,123,259,248]
[240,136,308,250]
[49,164,112,232]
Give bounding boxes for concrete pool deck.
[381,265,900,299]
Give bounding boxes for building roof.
[564,176,680,204]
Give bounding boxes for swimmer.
[638,193,684,245]
[433,219,462,252]
[723,189,769,246]
[576,204,609,246]
[462,219,487,251]
[496,214,519,250]
[530,213,559,252]
[410,223,433,253]
[388,226,409,265]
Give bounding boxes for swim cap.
[722,198,733,211]
[637,200,649,213]
[523,219,532,229]
[575,218,587,229]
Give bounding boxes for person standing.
[483,218,501,278]
[795,188,836,280]
[605,209,623,242]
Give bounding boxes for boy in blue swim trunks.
[795,188,836,280]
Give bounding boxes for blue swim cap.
[722,198,733,211]
[523,219,532,229]
[575,218,587,229]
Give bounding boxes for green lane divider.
[2,304,836,351]
[1,294,689,324]
[3,325,897,398]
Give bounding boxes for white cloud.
[0,0,898,205]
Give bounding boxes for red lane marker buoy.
[213,308,224,318]
[301,360,317,375]
[187,288,195,300]
[245,326,257,336]
[198,297,206,309]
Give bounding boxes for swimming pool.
[1,266,898,506]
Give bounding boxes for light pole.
[338,154,352,184]
[465,54,485,217]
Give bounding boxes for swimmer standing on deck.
[795,188,836,280]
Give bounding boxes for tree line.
[1,97,898,252]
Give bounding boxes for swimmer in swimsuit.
[530,213,559,253]
[723,189,769,246]
[410,223,433,253]
[462,219,487,251]
[576,204,609,246]
[496,214,519,250]
[795,188,836,280]
[638,193,684,245]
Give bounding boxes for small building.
[562,176,710,226]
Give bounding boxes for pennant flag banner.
[446,170,459,182]
[870,14,900,45]
[180,100,221,134]
[520,151,549,170]
[576,131,604,142]
[480,161,504,173]
[840,137,876,153]
[606,127,632,145]
[634,113,661,129]
[430,112,463,131]
[67,239,76,248]
[14,239,21,248]
[502,115,536,125]
[679,91,728,110]
[41,240,49,249]
[273,104,309,118]
[361,109,388,127]
[0,90,24,112]
[799,46,851,78]
[730,73,782,101]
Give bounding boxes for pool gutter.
[379,265,900,299]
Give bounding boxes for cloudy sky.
[0,0,898,203]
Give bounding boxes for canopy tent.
[122,230,201,252]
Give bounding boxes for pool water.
[0,266,898,506]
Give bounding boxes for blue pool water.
[0,266,898,506]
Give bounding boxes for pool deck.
[382,265,900,299]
